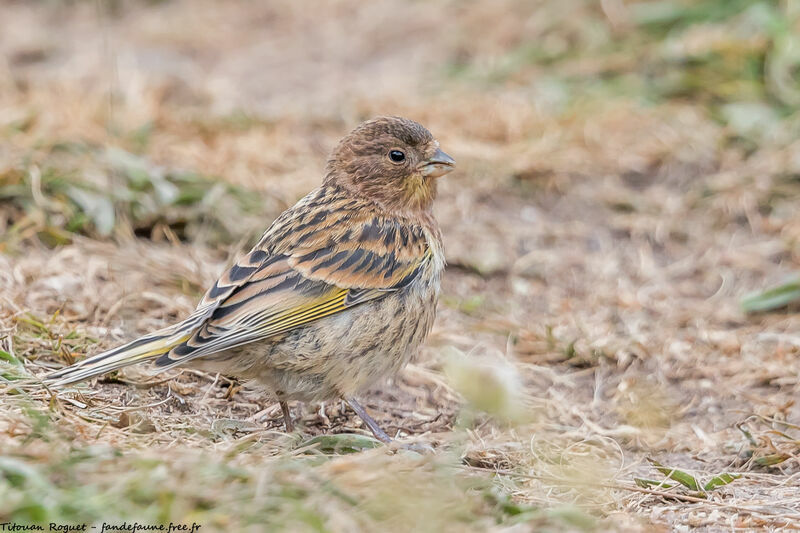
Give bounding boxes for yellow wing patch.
[255,288,349,337]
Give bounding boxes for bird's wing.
[154,187,431,367]
[44,186,433,386]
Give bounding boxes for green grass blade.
[741,276,800,313]
[755,454,790,466]
[301,434,382,454]
[703,473,742,491]
[647,459,701,491]
[634,478,674,489]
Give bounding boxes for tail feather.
[45,327,191,387]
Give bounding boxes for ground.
[1,1,800,531]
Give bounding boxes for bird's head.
[324,116,455,216]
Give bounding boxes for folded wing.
[46,186,431,385]
[156,189,431,367]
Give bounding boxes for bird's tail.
[44,326,191,387]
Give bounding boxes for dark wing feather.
[155,186,430,367]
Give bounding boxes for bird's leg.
[280,400,294,433]
[345,397,392,443]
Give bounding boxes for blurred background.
[1,1,800,531]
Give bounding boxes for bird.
[45,116,455,444]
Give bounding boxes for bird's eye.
[388,150,406,163]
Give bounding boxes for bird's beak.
[419,148,456,178]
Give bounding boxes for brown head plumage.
[324,116,455,216]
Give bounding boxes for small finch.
[46,116,455,443]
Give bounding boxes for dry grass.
[2,0,800,530]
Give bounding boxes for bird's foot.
[345,397,392,443]
[389,441,435,454]
[279,400,294,433]
[344,397,435,453]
